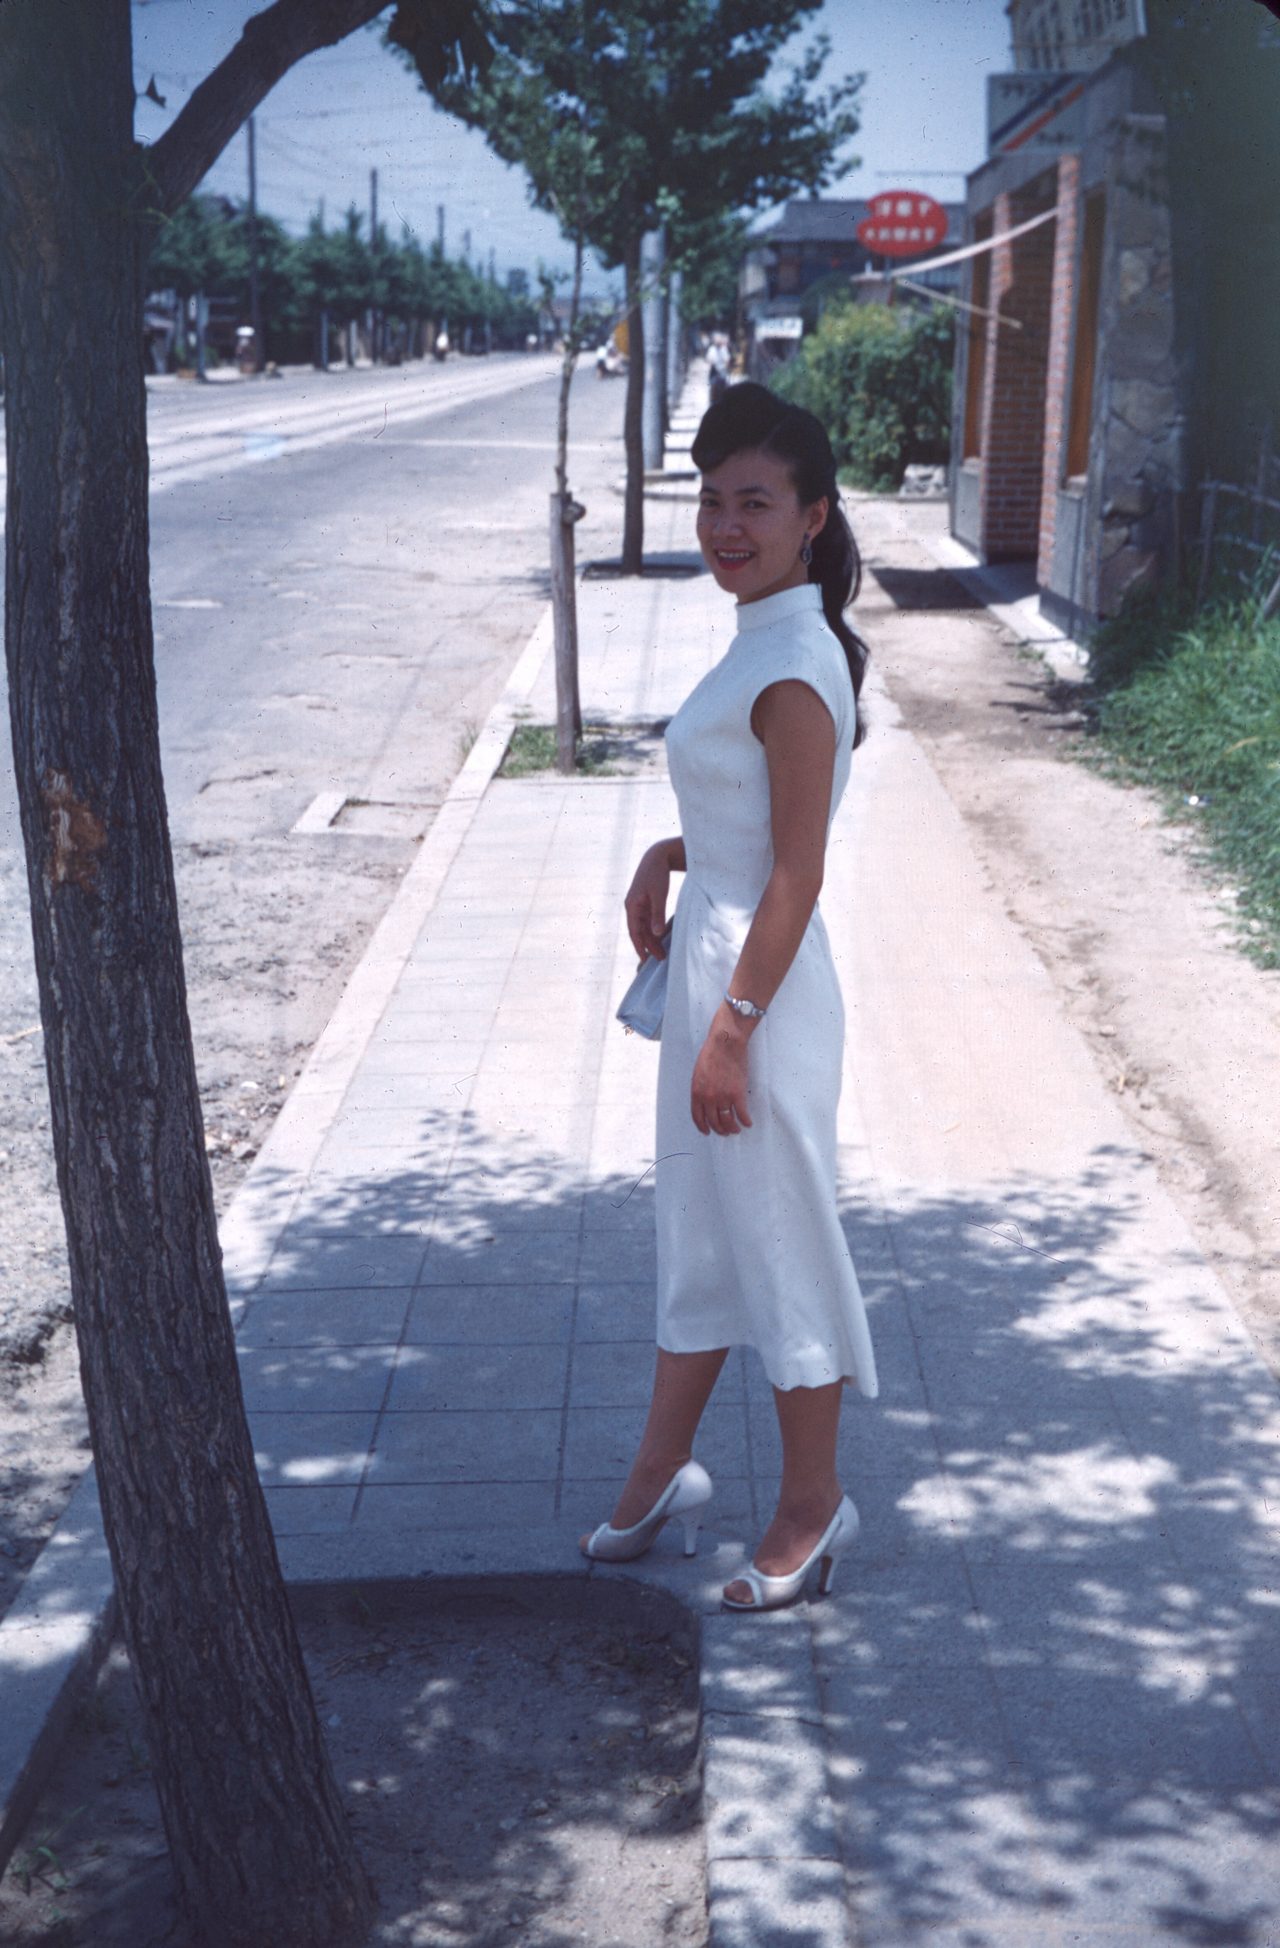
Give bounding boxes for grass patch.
[1078,577,1280,968]
[499,723,619,778]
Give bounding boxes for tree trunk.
[551,232,585,767]
[0,8,373,1945]
[621,231,646,575]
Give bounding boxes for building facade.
[740,197,965,375]
[1008,0,1146,74]
[952,1,1280,630]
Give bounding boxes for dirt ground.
[853,499,1280,1376]
[0,1579,706,1948]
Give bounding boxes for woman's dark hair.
[690,381,869,749]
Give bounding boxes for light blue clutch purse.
[616,924,674,1040]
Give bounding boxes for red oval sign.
[856,191,949,260]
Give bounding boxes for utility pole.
[437,203,445,253]
[667,267,684,403]
[247,114,263,372]
[641,227,665,470]
[489,246,497,285]
[369,166,380,362]
[462,227,471,260]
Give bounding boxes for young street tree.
[0,4,486,1944]
[421,0,862,574]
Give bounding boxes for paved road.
[5,354,611,854]
[0,354,627,1591]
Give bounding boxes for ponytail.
[690,382,869,749]
[807,496,869,752]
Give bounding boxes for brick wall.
[978,183,1057,561]
[1037,155,1082,585]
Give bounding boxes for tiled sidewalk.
[224,461,1280,1941]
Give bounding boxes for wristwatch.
[724,990,767,1021]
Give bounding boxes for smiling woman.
[581,382,880,1613]
[696,449,823,606]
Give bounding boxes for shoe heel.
[680,1512,702,1558]
[817,1552,838,1596]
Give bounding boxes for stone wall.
[1084,113,1181,615]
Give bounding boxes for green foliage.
[1084,579,1280,966]
[666,206,751,331]
[408,0,862,275]
[147,193,244,299]
[146,197,536,363]
[772,300,955,490]
[499,723,617,776]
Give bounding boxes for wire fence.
[1194,429,1280,621]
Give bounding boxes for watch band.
[724,990,767,1021]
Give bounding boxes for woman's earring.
[800,537,814,566]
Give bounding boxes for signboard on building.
[759,316,804,341]
[855,192,949,258]
[988,72,1087,155]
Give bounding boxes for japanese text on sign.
[855,191,948,258]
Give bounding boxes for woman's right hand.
[625,842,673,961]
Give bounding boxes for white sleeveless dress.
[655,581,879,1397]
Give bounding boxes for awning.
[886,204,1056,280]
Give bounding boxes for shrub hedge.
[772,301,955,491]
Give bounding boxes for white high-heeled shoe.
[721,1495,860,1611]
[581,1460,713,1562]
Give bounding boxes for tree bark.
[621,231,646,575]
[0,7,372,1944]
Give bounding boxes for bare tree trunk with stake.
[550,230,586,774]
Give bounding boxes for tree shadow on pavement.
[223,1112,1280,1945]
[823,1150,1280,1948]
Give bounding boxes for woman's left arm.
[689,679,836,1136]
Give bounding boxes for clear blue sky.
[131,0,1011,294]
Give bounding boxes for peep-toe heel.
[581,1460,714,1563]
[722,1495,860,1611]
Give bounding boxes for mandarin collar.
[734,582,823,632]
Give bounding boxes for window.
[1065,191,1105,479]
[962,215,994,461]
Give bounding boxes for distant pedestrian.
[582,383,878,1609]
[706,332,731,405]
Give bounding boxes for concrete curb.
[218,600,554,1295]
[929,530,1091,685]
[0,1470,114,1867]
